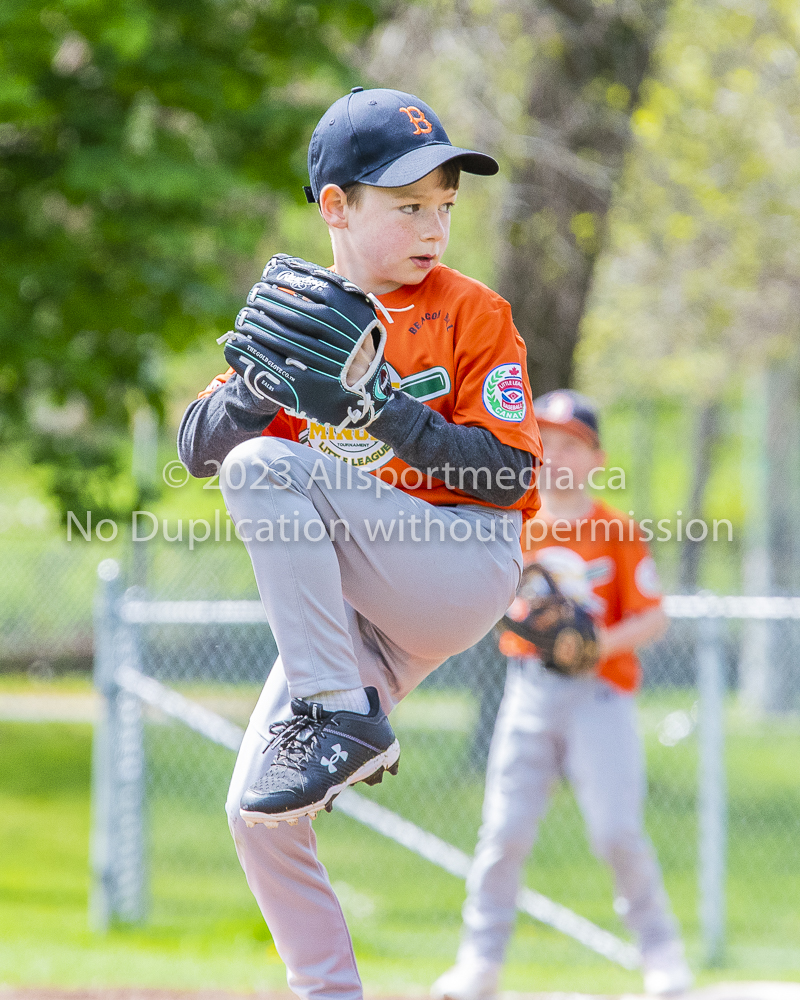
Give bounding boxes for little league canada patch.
[482,363,526,421]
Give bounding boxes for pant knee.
[226,790,242,829]
[226,794,253,854]
[477,816,535,865]
[220,438,298,512]
[590,827,647,866]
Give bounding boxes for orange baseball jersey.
[499,499,663,692]
[200,264,543,519]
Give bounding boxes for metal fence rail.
[89,560,800,972]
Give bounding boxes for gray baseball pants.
[220,436,524,1000]
[458,659,680,965]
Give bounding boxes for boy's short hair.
[341,160,462,209]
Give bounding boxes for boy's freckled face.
[342,170,456,291]
[540,427,603,490]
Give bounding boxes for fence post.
[113,606,147,923]
[89,560,147,929]
[697,613,727,965]
[89,559,120,930]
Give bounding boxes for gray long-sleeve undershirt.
[178,376,534,507]
[178,375,281,478]
[369,390,533,506]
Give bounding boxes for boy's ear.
[319,184,348,229]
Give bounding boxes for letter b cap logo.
[399,105,433,135]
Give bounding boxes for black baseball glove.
[220,255,392,431]
[501,563,599,676]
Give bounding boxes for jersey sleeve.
[498,629,537,658]
[261,409,305,440]
[451,297,542,460]
[615,533,663,618]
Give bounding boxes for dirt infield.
[2,984,800,1000]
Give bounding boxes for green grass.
[0,673,94,693]
[2,693,800,993]
[0,721,288,991]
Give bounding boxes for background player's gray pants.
[458,660,680,966]
[221,437,524,1000]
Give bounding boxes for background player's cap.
[304,87,499,203]
[533,390,601,448]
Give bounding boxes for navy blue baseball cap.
[533,390,601,448]
[304,87,499,204]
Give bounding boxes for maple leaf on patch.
[509,366,520,376]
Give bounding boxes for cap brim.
[357,143,498,189]
[536,417,600,449]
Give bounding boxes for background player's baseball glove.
[220,254,392,431]
[501,563,599,676]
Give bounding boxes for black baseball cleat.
[240,686,400,828]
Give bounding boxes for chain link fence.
[87,559,800,974]
[0,537,99,668]
[0,534,259,672]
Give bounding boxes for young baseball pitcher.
[178,87,542,999]
[432,390,692,999]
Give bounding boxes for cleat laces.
[265,712,330,772]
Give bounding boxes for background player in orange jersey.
[432,390,693,999]
[178,88,542,1000]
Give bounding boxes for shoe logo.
[320,744,348,773]
[399,106,433,136]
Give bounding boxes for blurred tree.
[678,401,719,590]
[0,0,384,520]
[579,0,800,406]
[363,1,669,395]
[497,0,670,398]
[578,0,800,596]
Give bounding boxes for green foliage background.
[0,0,384,520]
[579,0,800,405]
